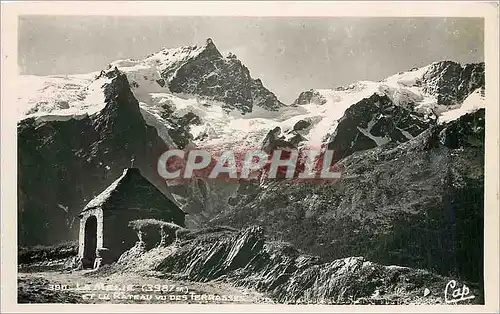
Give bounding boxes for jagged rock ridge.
[114,225,482,304]
[421,61,484,106]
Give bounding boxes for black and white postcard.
[1,1,499,313]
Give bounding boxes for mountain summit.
[110,38,284,114]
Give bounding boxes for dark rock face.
[260,119,314,155]
[293,119,311,131]
[438,109,485,149]
[17,69,193,246]
[211,109,485,286]
[116,226,482,304]
[261,127,297,153]
[163,39,284,114]
[422,61,485,106]
[326,93,432,160]
[156,102,202,149]
[292,89,327,106]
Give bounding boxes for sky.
[18,16,484,104]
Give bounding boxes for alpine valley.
[17,38,485,304]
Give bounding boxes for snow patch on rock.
[438,88,485,124]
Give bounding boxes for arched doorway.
[83,215,97,268]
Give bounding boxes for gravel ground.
[18,269,273,304]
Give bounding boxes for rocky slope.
[113,225,482,304]
[210,108,485,286]
[16,222,483,304]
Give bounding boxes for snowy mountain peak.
[144,37,223,69]
[204,37,217,50]
[274,61,485,157]
[105,38,284,114]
